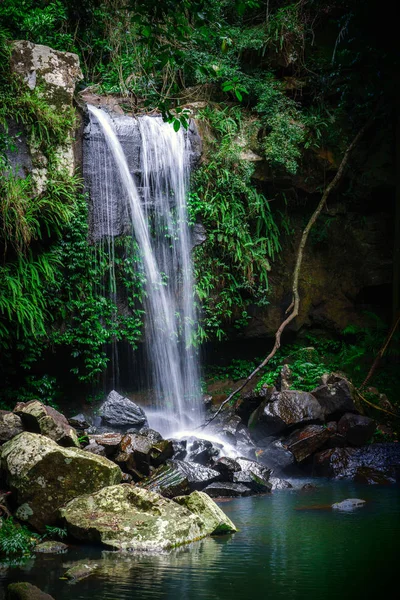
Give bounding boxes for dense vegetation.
[0,1,398,410]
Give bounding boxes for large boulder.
[282,424,330,462]
[186,437,221,466]
[311,374,358,419]
[0,432,121,530]
[13,400,79,447]
[0,411,23,445]
[337,413,376,446]
[61,484,215,552]
[99,391,147,431]
[174,491,237,534]
[249,390,324,440]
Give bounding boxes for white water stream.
[87,106,202,435]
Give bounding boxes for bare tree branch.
[201,121,370,429]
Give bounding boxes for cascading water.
[85,105,202,435]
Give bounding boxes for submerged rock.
[7,582,55,600]
[34,541,68,554]
[282,424,330,462]
[337,413,376,446]
[61,484,208,552]
[99,390,148,430]
[64,561,99,582]
[174,491,237,534]
[0,411,23,445]
[332,498,366,511]
[14,400,79,447]
[249,390,324,439]
[0,432,121,531]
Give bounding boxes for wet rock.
[192,222,207,248]
[332,498,366,510]
[314,443,400,481]
[34,541,68,554]
[249,390,324,440]
[14,400,79,447]
[115,432,173,477]
[232,470,271,493]
[174,491,237,534]
[68,414,90,430]
[0,432,121,531]
[99,390,147,430]
[282,424,330,462]
[311,374,358,420]
[141,460,220,497]
[83,441,107,457]
[7,582,55,600]
[140,462,191,498]
[269,477,293,490]
[87,433,123,457]
[137,428,163,443]
[301,483,317,490]
[354,467,395,485]
[186,438,221,466]
[121,472,133,483]
[61,484,207,552]
[169,439,187,460]
[236,386,275,424]
[337,413,376,446]
[212,457,241,481]
[0,411,23,445]
[64,561,98,582]
[204,482,253,498]
[203,394,213,409]
[254,440,297,476]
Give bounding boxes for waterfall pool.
[1,480,398,600]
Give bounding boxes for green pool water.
[1,480,399,600]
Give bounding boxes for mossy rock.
[7,582,55,600]
[173,491,237,534]
[1,432,121,531]
[61,484,208,552]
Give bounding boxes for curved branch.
[201,121,370,428]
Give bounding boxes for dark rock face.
[186,438,221,466]
[337,413,376,446]
[0,411,23,445]
[311,375,358,420]
[7,582,55,600]
[236,386,275,424]
[99,390,147,430]
[14,400,79,447]
[203,482,253,498]
[169,439,187,460]
[282,424,330,462]
[212,457,241,481]
[313,443,400,482]
[83,442,107,457]
[249,390,324,440]
[255,440,298,476]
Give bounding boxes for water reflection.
[1,482,399,600]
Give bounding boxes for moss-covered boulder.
[0,432,121,531]
[174,491,237,535]
[61,484,209,552]
[0,411,23,445]
[7,582,55,600]
[14,400,79,447]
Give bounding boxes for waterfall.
[86,105,202,435]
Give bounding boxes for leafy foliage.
[0,518,38,559]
